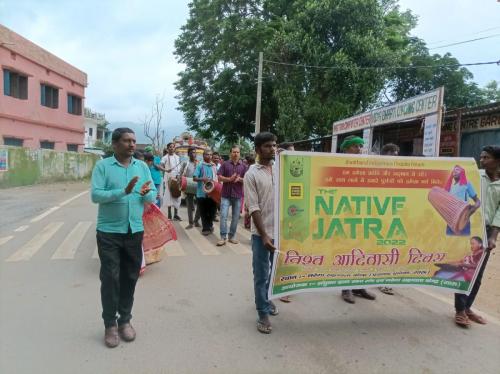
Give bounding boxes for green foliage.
[175,0,494,142]
[387,38,489,109]
[175,0,417,142]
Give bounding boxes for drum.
[168,177,182,198]
[427,187,471,234]
[181,176,197,195]
[203,180,222,204]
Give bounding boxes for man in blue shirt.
[193,149,217,235]
[91,128,156,348]
[144,150,163,208]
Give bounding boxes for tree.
[142,94,167,152]
[481,80,500,103]
[386,38,488,109]
[175,0,417,142]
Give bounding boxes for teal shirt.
[91,156,156,234]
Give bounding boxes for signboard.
[271,152,486,299]
[332,88,443,135]
[0,149,7,171]
[423,114,439,157]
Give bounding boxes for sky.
[1,0,499,140]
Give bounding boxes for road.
[1,182,499,374]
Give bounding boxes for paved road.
[1,183,499,374]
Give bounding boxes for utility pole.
[254,52,263,135]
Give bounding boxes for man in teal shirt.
[91,128,156,348]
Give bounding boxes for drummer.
[180,147,201,229]
[161,143,182,221]
[193,149,218,235]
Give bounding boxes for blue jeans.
[251,235,274,318]
[220,197,242,239]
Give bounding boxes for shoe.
[342,290,355,304]
[379,287,394,295]
[201,230,211,236]
[104,326,119,348]
[194,222,201,228]
[455,311,471,328]
[228,238,239,244]
[216,239,226,246]
[353,289,376,300]
[186,224,194,229]
[466,310,487,324]
[118,323,136,342]
[173,215,182,221]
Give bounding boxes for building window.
[40,141,55,150]
[67,144,78,152]
[3,69,28,99]
[67,94,82,115]
[41,84,59,108]
[88,127,93,136]
[3,137,23,147]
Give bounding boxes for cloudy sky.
[1,0,499,139]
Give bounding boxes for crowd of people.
[91,127,499,346]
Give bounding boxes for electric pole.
[254,52,263,135]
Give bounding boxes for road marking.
[164,240,186,256]
[0,236,14,246]
[414,288,500,327]
[51,221,92,260]
[178,224,221,256]
[30,206,60,223]
[227,241,251,255]
[92,245,99,259]
[14,225,29,232]
[6,222,64,262]
[30,191,89,223]
[59,190,89,207]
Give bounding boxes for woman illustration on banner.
[433,236,484,282]
[444,165,481,236]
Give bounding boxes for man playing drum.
[161,142,182,221]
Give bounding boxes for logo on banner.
[288,183,303,199]
[289,158,304,177]
[287,205,304,216]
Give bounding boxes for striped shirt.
[244,163,275,238]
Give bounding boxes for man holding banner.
[244,132,278,334]
[339,135,376,304]
[453,145,500,327]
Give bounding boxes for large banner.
[270,152,487,298]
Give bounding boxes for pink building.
[0,24,87,152]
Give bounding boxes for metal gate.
[460,130,500,160]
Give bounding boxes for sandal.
[466,310,487,325]
[379,287,394,295]
[279,296,292,303]
[269,301,279,316]
[455,312,471,328]
[256,320,272,334]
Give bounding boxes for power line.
[429,33,500,50]
[426,26,500,46]
[262,59,500,71]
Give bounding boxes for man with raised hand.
[91,128,156,348]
